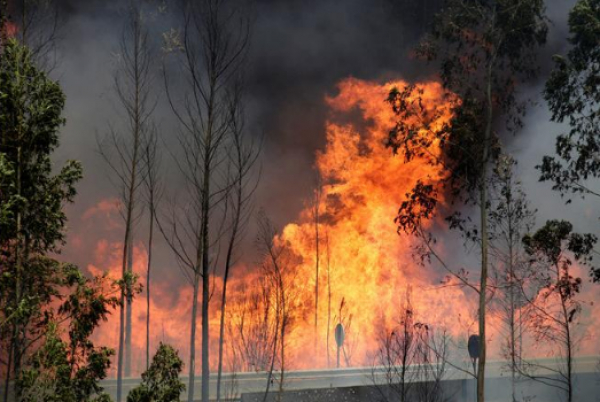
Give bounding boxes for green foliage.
[0,38,84,383]
[16,266,120,402]
[523,220,597,273]
[0,39,125,402]
[127,343,186,402]
[0,38,82,250]
[388,0,547,233]
[542,0,600,202]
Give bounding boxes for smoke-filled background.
[12,0,600,376]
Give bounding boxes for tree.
[18,268,121,402]
[255,213,299,402]
[215,82,260,402]
[161,1,251,401]
[97,2,156,399]
[142,127,162,373]
[518,220,596,402]
[0,39,83,402]
[311,181,322,351]
[541,0,600,281]
[373,289,417,402]
[488,156,536,402]
[388,2,547,401]
[228,274,278,373]
[127,343,186,402]
[372,288,449,402]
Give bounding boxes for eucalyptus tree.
[387,1,547,400]
[0,39,81,401]
[488,156,536,402]
[97,1,156,400]
[542,0,600,281]
[161,1,251,401]
[519,220,596,402]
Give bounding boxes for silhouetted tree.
[541,0,600,282]
[216,82,260,402]
[97,2,156,399]
[519,220,597,402]
[388,2,547,400]
[161,1,251,401]
[488,156,536,402]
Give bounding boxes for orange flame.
[82,78,600,377]
[88,78,476,375]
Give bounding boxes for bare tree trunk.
[116,226,130,402]
[560,290,573,402]
[326,233,331,368]
[263,301,280,402]
[146,201,154,371]
[188,272,201,402]
[104,4,150,397]
[313,185,320,350]
[200,111,213,402]
[477,60,494,402]
[216,264,230,402]
[125,236,133,378]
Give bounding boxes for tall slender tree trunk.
[314,188,320,350]
[116,272,126,402]
[326,234,331,368]
[200,123,212,402]
[117,216,134,401]
[560,287,573,402]
[188,272,201,402]
[477,179,488,402]
[505,181,517,402]
[216,188,241,401]
[477,61,494,402]
[215,270,229,402]
[116,12,143,398]
[146,204,154,371]
[263,302,280,402]
[125,236,133,377]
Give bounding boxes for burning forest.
[2,1,600,402]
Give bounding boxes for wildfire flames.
[81,78,598,376]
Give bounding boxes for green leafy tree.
[541,0,600,281]
[127,343,185,402]
[0,38,83,401]
[18,267,120,402]
[388,2,547,401]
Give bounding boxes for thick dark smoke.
[42,0,447,280]
[24,0,589,313]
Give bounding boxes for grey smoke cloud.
[41,0,587,290]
